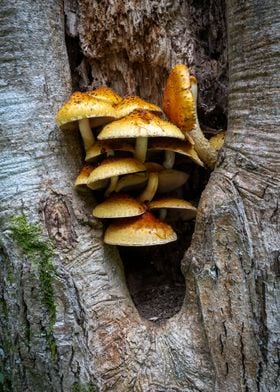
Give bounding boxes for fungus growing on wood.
[87,157,146,196]
[74,164,108,191]
[56,91,117,151]
[149,197,197,220]
[163,64,218,169]
[98,110,185,162]
[88,86,122,105]
[92,193,146,218]
[104,212,177,246]
[115,96,162,119]
[148,138,204,168]
[85,140,134,163]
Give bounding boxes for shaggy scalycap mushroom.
[56,91,117,151]
[98,110,185,162]
[163,64,218,169]
[104,212,177,246]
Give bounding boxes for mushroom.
[163,64,218,169]
[74,164,108,191]
[148,197,197,220]
[88,86,122,105]
[98,110,185,163]
[85,140,134,163]
[104,212,177,246]
[87,157,146,196]
[92,193,146,219]
[148,137,204,168]
[137,162,164,203]
[115,96,162,119]
[115,166,189,195]
[56,91,117,151]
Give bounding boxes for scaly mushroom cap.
[56,91,117,130]
[148,138,204,167]
[162,64,195,133]
[85,140,134,162]
[115,96,162,118]
[104,212,177,246]
[74,164,108,191]
[149,197,197,220]
[88,86,122,105]
[87,157,146,188]
[98,111,185,141]
[209,131,225,151]
[92,193,146,218]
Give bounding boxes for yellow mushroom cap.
[104,212,177,246]
[56,91,117,130]
[149,197,197,220]
[115,96,162,118]
[209,131,225,151]
[87,157,146,188]
[85,140,134,162]
[88,86,122,105]
[92,193,146,218]
[162,64,195,133]
[98,111,185,141]
[74,164,108,191]
[148,138,204,167]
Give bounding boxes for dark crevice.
[120,163,211,322]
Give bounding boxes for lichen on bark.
[10,215,57,360]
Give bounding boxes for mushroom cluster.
[56,64,224,247]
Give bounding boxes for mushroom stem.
[105,175,119,197]
[135,137,148,162]
[190,78,218,169]
[163,151,175,169]
[138,172,158,203]
[78,118,95,151]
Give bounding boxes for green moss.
[71,382,98,392]
[10,215,57,360]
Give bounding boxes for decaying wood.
[0,0,279,391]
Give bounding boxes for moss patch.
[10,215,57,360]
[71,382,98,392]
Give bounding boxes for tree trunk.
[0,1,279,392]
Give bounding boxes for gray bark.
[0,1,279,392]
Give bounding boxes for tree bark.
[0,1,279,392]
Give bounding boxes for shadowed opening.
[119,163,210,322]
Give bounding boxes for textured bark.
[0,1,279,392]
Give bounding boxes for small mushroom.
[149,197,197,220]
[104,212,177,246]
[87,157,146,196]
[115,172,149,193]
[74,164,108,191]
[137,162,164,203]
[115,96,162,118]
[85,140,134,163]
[98,110,185,163]
[56,91,117,151]
[163,64,218,169]
[92,193,146,218]
[148,137,204,168]
[88,86,122,105]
